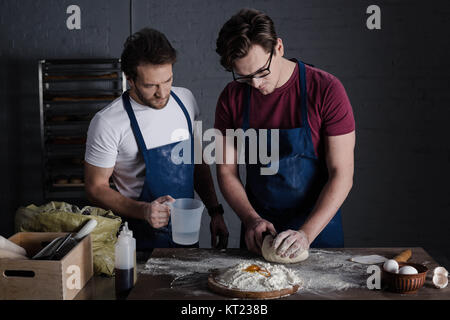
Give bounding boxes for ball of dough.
[261,234,309,264]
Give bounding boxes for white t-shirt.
[85,86,200,199]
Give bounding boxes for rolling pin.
[393,249,412,263]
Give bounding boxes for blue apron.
[122,91,197,251]
[241,60,344,248]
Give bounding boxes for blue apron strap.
[242,85,251,131]
[122,91,151,164]
[170,91,194,164]
[170,91,193,136]
[298,60,312,138]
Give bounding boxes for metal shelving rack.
[39,59,126,204]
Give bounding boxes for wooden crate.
[0,232,93,300]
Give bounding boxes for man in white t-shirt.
[84,28,228,251]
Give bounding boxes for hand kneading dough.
[262,235,309,264]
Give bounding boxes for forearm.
[194,163,219,209]
[86,185,145,220]
[217,165,260,227]
[300,173,353,244]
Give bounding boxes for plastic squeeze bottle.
[114,222,135,299]
[123,223,137,284]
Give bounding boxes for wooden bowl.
[382,262,428,294]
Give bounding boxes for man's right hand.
[244,217,277,255]
[142,195,175,229]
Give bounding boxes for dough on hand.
[261,235,309,264]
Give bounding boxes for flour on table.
[214,261,302,292]
[142,249,367,294]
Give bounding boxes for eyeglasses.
[232,48,274,83]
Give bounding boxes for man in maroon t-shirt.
[214,9,355,259]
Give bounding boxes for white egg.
[432,274,448,289]
[399,266,418,275]
[383,259,399,273]
[433,266,448,278]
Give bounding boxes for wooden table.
[75,247,450,300]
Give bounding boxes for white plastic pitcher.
[168,198,205,245]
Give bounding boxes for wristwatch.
[207,204,224,217]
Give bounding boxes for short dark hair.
[121,28,177,81]
[216,8,278,71]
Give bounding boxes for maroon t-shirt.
[214,62,355,158]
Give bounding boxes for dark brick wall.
[0,0,130,236]
[1,1,449,266]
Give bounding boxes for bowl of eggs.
[382,259,428,293]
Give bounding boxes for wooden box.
[0,232,93,300]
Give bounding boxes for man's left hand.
[210,214,229,249]
[273,230,310,259]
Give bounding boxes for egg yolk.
[243,264,271,277]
